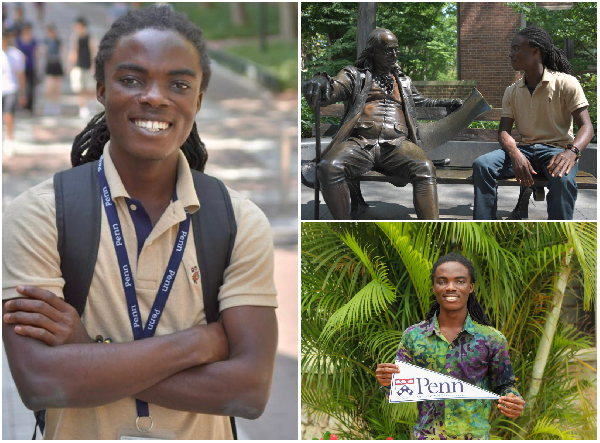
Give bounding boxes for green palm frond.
[301,222,596,440]
[528,416,576,439]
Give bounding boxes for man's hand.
[375,363,399,387]
[302,76,331,108]
[547,149,577,178]
[497,393,525,419]
[509,150,537,187]
[3,285,92,346]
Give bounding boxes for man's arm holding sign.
[490,333,525,419]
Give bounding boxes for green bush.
[578,73,597,143]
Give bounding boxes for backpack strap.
[54,161,102,316]
[34,162,102,438]
[190,170,238,439]
[190,170,237,323]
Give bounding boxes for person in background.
[16,22,38,114]
[42,24,64,115]
[68,17,96,119]
[2,27,26,157]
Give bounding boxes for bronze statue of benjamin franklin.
[303,28,464,220]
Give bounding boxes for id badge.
[118,417,176,440]
[118,427,176,440]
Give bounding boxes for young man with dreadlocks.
[2,6,277,440]
[473,26,594,220]
[376,253,524,439]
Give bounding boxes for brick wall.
[459,2,523,108]
[413,80,477,100]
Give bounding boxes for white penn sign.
[389,361,500,403]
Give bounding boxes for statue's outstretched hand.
[302,76,331,108]
[449,99,464,112]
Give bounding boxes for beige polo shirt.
[2,145,278,439]
[501,68,588,148]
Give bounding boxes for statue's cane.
[314,94,321,220]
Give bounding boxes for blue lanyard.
[97,156,191,423]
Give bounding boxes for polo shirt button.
[130,204,137,211]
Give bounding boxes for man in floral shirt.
[376,253,524,439]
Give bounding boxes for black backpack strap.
[33,162,102,439]
[190,170,237,439]
[190,170,237,323]
[54,161,101,316]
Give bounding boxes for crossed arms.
[2,286,277,419]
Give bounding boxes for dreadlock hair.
[516,26,573,75]
[424,253,491,326]
[71,5,211,172]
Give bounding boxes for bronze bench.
[309,104,596,219]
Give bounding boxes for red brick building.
[458,2,523,107]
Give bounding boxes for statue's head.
[356,28,399,73]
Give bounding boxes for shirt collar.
[517,67,556,92]
[425,310,477,337]
[103,142,200,214]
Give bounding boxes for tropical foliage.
[301,222,596,440]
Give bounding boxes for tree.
[301,2,457,82]
[506,2,597,74]
[302,222,596,439]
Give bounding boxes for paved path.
[2,2,298,440]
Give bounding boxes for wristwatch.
[565,143,581,158]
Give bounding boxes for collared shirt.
[396,312,521,440]
[501,68,588,148]
[3,143,278,439]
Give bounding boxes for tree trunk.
[357,2,376,57]
[231,2,248,26]
[518,248,573,438]
[279,2,297,40]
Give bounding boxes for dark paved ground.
[2,2,298,440]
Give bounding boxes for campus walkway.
[2,2,298,440]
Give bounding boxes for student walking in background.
[16,22,38,114]
[68,17,96,119]
[42,24,64,115]
[2,27,26,156]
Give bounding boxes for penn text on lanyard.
[97,156,191,432]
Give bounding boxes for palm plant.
[301,222,596,440]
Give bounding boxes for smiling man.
[376,253,524,440]
[2,6,277,440]
[472,26,594,220]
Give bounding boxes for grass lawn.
[171,2,297,90]
[224,40,298,90]
[171,3,280,40]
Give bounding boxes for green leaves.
[302,222,596,439]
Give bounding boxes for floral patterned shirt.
[395,312,521,440]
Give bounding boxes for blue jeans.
[473,144,578,220]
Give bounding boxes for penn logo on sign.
[102,186,113,206]
[176,231,187,252]
[416,377,464,395]
[395,378,414,385]
[161,269,176,292]
[146,308,161,331]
